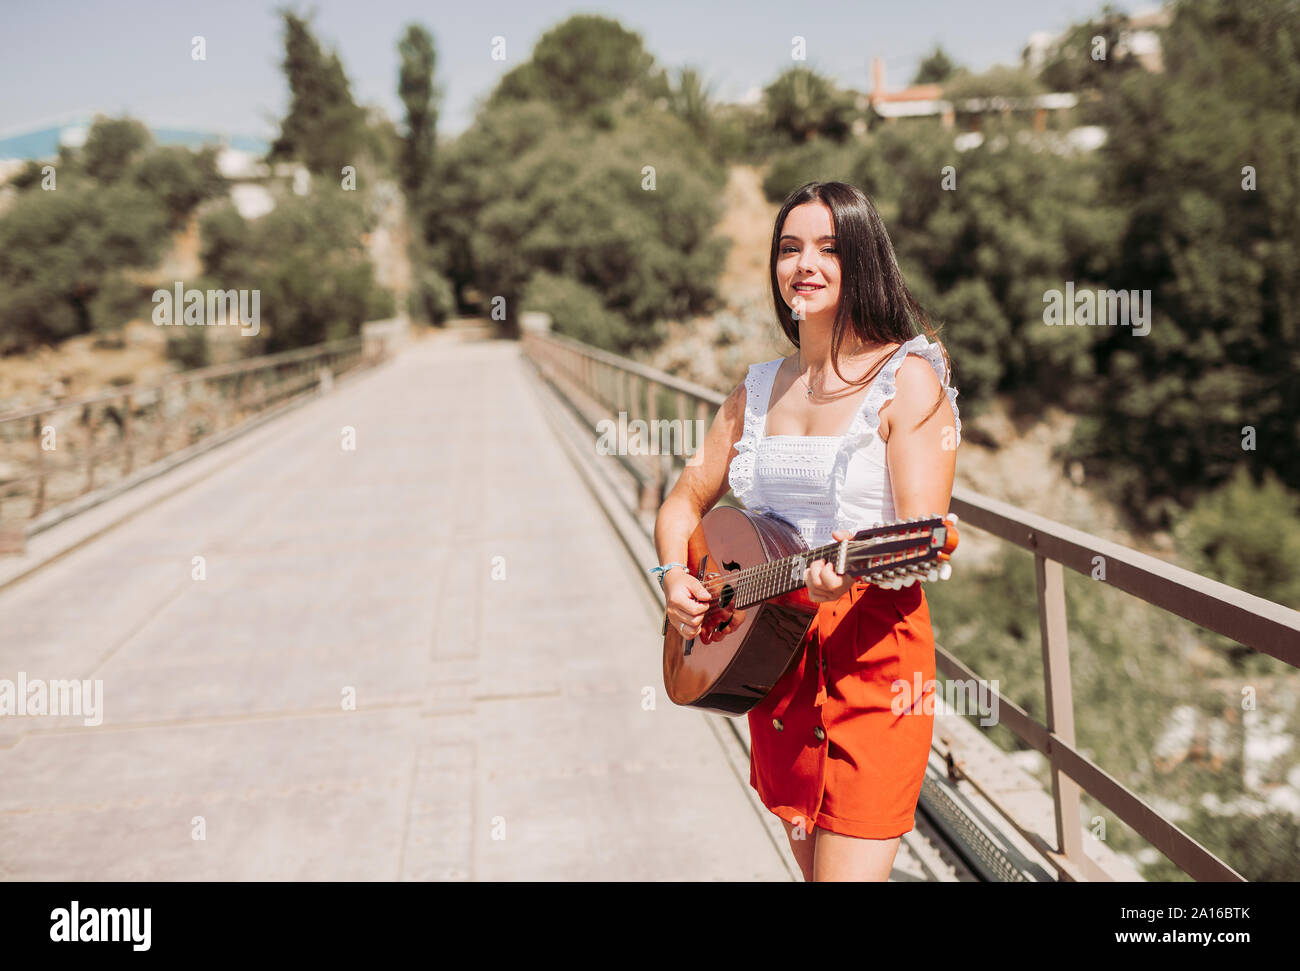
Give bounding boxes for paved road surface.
[0,334,791,880]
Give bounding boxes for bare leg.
[812,827,901,882]
[779,817,815,882]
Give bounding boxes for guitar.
[661,507,958,716]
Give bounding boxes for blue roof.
[0,120,269,160]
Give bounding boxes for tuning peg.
[946,513,959,525]
[939,563,952,580]
[903,576,916,587]
[927,568,939,582]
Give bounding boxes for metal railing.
[0,333,390,551]
[522,326,1300,883]
[523,329,721,513]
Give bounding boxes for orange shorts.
[747,578,936,840]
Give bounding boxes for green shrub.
[522,271,632,351]
[760,140,861,203]
[1174,466,1300,611]
[198,189,391,354]
[411,266,455,324]
[0,183,168,353]
[165,329,210,370]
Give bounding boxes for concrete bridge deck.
[0,333,967,881]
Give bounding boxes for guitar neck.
[727,517,950,610]
[730,541,840,609]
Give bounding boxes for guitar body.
[662,505,821,716]
[661,506,959,717]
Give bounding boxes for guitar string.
[728,552,929,607]
[696,529,938,604]
[700,518,946,601]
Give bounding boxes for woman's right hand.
[664,568,716,639]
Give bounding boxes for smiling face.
[777,201,841,323]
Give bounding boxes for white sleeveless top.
[727,335,961,549]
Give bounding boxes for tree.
[396,22,453,323]
[913,44,958,85]
[268,11,369,175]
[1035,3,1145,95]
[128,145,224,229]
[199,185,391,353]
[397,24,438,203]
[1175,466,1300,611]
[763,67,856,144]
[0,185,167,353]
[941,64,1047,103]
[669,66,714,138]
[850,117,1122,411]
[439,94,727,345]
[80,115,151,182]
[486,14,668,122]
[439,15,727,342]
[1066,0,1300,527]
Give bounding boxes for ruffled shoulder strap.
[830,335,960,533]
[727,357,783,507]
[852,334,961,447]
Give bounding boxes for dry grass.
[714,164,778,308]
[0,320,175,412]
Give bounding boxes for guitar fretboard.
[723,525,939,610]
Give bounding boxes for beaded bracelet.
[648,562,686,589]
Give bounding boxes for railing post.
[695,399,709,457]
[1035,552,1090,879]
[644,378,662,511]
[156,385,167,462]
[33,412,47,517]
[670,389,688,489]
[81,405,95,493]
[122,393,134,476]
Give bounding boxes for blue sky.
[0,0,1147,141]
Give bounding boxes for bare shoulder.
[893,353,943,398]
[667,376,752,513]
[718,356,785,440]
[723,375,748,416]
[715,378,749,446]
[880,353,946,439]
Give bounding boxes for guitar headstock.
[844,513,960,589]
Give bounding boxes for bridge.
[0,319,1295,881]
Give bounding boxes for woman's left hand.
[805,529,858,603]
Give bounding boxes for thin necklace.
[795,345,887,399]
[796,349,817,398]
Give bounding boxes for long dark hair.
[769,181,952,422]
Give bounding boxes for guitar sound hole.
[718,584,735,609]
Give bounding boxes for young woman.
[651,181,960,882]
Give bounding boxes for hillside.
[638,164,1156,567]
